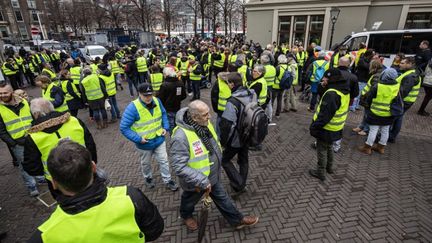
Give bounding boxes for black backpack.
[278,66,294,90]
[230,92,268,147]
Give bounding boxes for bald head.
[30,98,55,119]
[188,100,210,126]
[338,57,351,67]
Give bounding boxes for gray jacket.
[220,87,256,148]
[170,107,223,191]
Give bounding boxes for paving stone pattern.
[0,85,431,242]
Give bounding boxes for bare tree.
[219,0,236,36]
[198,0,208,38]
[183,0,198,36]
[91,0,108,29]
[162,0,177,38]
[207,0,220,36]
[44,0,67,33]
[100,0,124,28]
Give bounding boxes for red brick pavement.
[0,84,431,242]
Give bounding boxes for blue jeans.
[93,108,107,122]
[136,141,172,183]
[13,145,37,191]
[108,95,121,120]
[167,112,176,133]
[127,76,138,96]
[191,80,201,99]
[359,112,370,132]
[351,82,367,111]
[180,181,243,226]
[138,72,148,84]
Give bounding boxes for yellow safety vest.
[230,55,237,64]
[264,64,276,88]
[247,77,268,105]
[2,63,17,76]
[14,56,24,66]
[42,68,56,80]
[217,77,231,112]
[29,116,84,181]
[99,73,117,96]
[361,75,375,96]
[396,70,421,104]
[90,64,98,74]
[274,64,288,90]
[150,73,163,92]
[355,48,367,66]
[42,83,69,112]
[109,60,120,74]
[81,74,104,101]
[180,61,189,77]
[136,56,148,73]
[69,66,81,86]
[237,65,248,85]
[311,60,329,82]
[290,63,299,86]
[213,53,225,68]
[370,83,400,117]
[313,88,350,132]
[42,53,51,63]
[38,186,144,243]
[296,52,308,66]
[131,97,163,140]
[0,100,32,140]
[332,53,351,68]
[189,65,201,81]
[61,79,81,102]
[173,123,220,176]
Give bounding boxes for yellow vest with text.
[313,89,349,132]
[136,56,148,73]
[247,77,268,105]
[173,123,220,176]
[38,186,144,243]
[370,83,400,117]
[42,83,69,112]
[0,100,32,140]
[264,64,276,88]
[217,77,231,112]
[81,74,104,101]
[131,98,163,140]
[29,116,84,181]
[150,73,163,92]
[99,73,117,96]
[396,70,421,104]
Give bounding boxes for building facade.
[245,0,432,49]
[0,0,48,44]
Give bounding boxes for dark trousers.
[222,146,249,192]
[316,139,333,175]
[271,89,284,116]
[191,80,201,99]
[297,66,303,88]
[7,75,19,90]
[179,181,243,226]
[182,76,191,93]
[138,72,148,84]
[93,108,108,122]
[418,86,432,112]
[389,106,410,142]
[310,92,318,110]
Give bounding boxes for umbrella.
[198,190,212,243]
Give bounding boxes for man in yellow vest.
[296,45,308,90]
[170,100,259,231]
[35,75,68,113]
[389,57,421,143]
[330,45,350,68]
[136,50,149,84]
[260,54,275,122]
[22,98,97,199]
[120,83,178,191]
[188,59,203,100]
[1,58,20,90]
[98,64,121,123]
[13,53,25,88]
[29,140,164,242]
[0,83,42,196]
[309,68,350,181]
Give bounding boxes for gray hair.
[30,98,54,117]
[163,67,177,78]
[338,57,350,67]
[237,54,246,64]
[253,64,266,75]
[188,100,208,118]
[277,55,288,64]
[318,51,326,58]
[260,54,270,65]
[82,67,92,76]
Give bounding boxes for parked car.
[83,45,108,64]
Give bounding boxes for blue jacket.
[120,97,169,150]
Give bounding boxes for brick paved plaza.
[1,85,431,242]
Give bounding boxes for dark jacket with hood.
[23,112,97,177]
[28,176,164,243]
[310,80,351,143]
[338,66,359,100]
[60,77,83,110]
[365,77,399,126]
[355,56,371,82]
[157,76,187,112]
[399,68,420,109]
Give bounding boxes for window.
[11,0,20,8]
[31,11,39,22]
[27,0,37,9]
[0,11,4,21]
[0,26,9,38]
[405,12,432,29]
[368,33,402,55]
[292,16,307,46]
[308,15,324,46]
[345,36,367,51]
[19,25,29,39]
[15,10,23,21]
[278,16,291,45]
[400,32,432,55]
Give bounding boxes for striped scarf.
[185,111,215,155]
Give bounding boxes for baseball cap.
[137,83,153,95]
[323,68,343,82]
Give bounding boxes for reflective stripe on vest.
[264,64,276,88]
[38,186,144,243]
[136,57,148,73]
[238,65,248,85]
[311,60,329,82]
[296,52,307,66]
[99,73,117,96]
[247,77,268,105]
[29,116,85,181]
[70,66,81,85]
[0,100,32,139]
[274,64,288,90]
[396,70,420,103]
[42,83,69,112]
[150,73,163,91]
[81,74,104,101]
[313,88,350,131]
[370,83,400,117]
[2,63,17,76]
[361,75,375,96]
[213,53,225,68]
[109,60,121,74]
[173,123,220,176]
[43,68,56,79]
[131,98,163,140]
[180,61,189,76]
[61,79,81,102]
[189,65,201,81]
[217,78,231,111]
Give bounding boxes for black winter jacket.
[338,66,359,99]
[355,57,371,82]
[157,76,187,112]
[399,69,420,108]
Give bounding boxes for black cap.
[323,68,343,82]
[137,83,153,95]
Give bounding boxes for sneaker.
[268,122,277,126]
[236,216,259,229]
[166,180,178,191]
[358,131,367,136]
[145,178,155,189]
[188,92,193,96]
[29,187,40,197]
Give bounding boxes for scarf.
[185,111,215,155]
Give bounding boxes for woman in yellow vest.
[35,75,68,113]
[81,68,109,129]
[358,68,400,155]
[59,69,83,117]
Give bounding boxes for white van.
[84,45,108,63]
[336,29,432,67]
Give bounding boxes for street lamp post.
[328,7,340,50]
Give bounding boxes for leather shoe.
[309,169,325,181]
[184,218,198,231]
[236,216,259,229]
[326,167,334,174]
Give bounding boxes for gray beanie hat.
[380,68,398,82]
